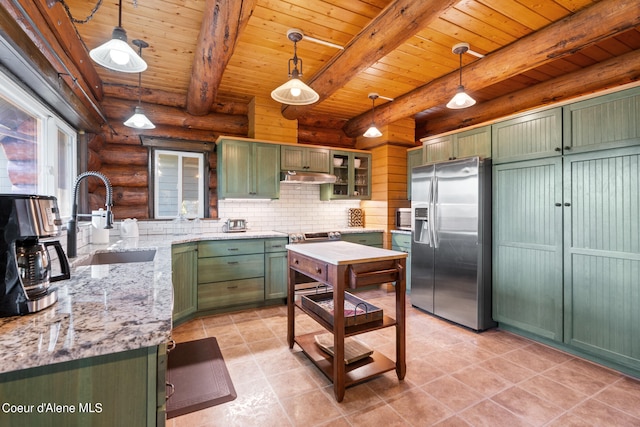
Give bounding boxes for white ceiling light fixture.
[89,0,147,73]
[363,93,383,138]
[271,29,319,105]
[446,42,476,110]
[124,39,155,129]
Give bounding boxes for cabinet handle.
[564,202,571,207]
[227,261,239,265]
[166,382,175,400]
[316,268,322,274]
[555,147,562,152]
[564,146,571,151]
[272,245,284,249]
[555,203,562,207]
[293,259,299,264]
[227,248,239,251]
[227,285,238,289]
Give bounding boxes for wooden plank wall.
[248,96,297,143]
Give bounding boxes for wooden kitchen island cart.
[286,241,407,402]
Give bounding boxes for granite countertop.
[286,241,407,265]
[0,230,288,375]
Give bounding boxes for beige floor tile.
[491,386,564,426]
[478,355,537,383]
[346,403,410,427]
[517,375,588,410]
[423,375,484,412]
[459,399,532,427]
[567,398,640,426]
[280,388,342,426]
[387,388,454,426]
[452,365,513,396]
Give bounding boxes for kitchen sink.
[76,249,156,266]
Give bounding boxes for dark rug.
[166,337,237,419]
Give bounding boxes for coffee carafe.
[0,195,70,317]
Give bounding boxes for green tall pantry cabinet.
[491,87,640,376]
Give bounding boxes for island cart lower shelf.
[286,241,408,402]
[295,332,397,386]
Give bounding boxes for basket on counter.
[301,292,383,327]
[348,208,364,227]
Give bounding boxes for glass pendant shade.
[124,106,155,129]
[446,85,476,109]
[363,124,382,138]
[271,71,319,105]
[90,27,147,73]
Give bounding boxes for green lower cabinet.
[198,278,264,310]
[171,243,197,326]
[391,233,412,292]
[341,232,383,247]
[562,146,640,373]
[492,158,564,341]
[265,238,288,300]
[0,346,164,427]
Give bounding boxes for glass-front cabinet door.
[321,150,371,200]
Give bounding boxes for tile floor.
[168,289,640,427]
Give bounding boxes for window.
[0,71,77,219]
[153,150,204,219]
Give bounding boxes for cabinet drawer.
[198,254,264,283]
[198,240,264,257]
[265,238,288,253]
[391,233,411,250]
[198,278,264,310]
[342,232,383,247]
[289,252,328,282]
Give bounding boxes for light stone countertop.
[286,241,407,265]
[0,230,288,375]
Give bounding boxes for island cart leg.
[287,253,296,349]
[333,266,346,402]
[396,259,406,380]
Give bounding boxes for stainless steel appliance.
[222,218,247,233]
[0,194,70,316]
[287,231,341,296]
[411,157,495,331]
[395,208,411,230]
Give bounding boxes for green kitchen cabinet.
[341,232,383,247]
[562,146,640,372]
[424,135,454,163]
[391,232,412,292]
[455,126,491,159]
[281,145,330,172]
[407,146,424,199]
[492,158,564,341]
[264,238,288,299]
[491,108,563,164]
[321,150,372,200]
[0,345,165,427]
[171,243,197,326]
[563,86,640,155]
[217,139,280,199]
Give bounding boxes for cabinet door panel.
[254,143,280,198]
[455,126,491,159]
[307,148,330,172]
[493,159,563,340]
[219,141,252,197]
[425,136,453,163]
[564,147,640,368]
[265,251,287,299]
[172,244,197,323]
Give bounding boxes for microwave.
[395,208,411,231]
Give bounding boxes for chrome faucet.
[67,171,113,258]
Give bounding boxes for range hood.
[280,171,337,184]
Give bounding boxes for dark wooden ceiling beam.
[185,0,256,116]
[422,49,640,137]
[280,0,459,120]
[342,0,640,137]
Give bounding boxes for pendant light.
[271,29,319,105]
[446,43,476,109]
[124,40,155,129]
[89,0,147,73]
[363,93,383,138]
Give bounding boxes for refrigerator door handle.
[431,176,439,248]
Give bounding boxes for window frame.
[152,148,206,219]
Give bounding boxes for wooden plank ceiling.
[48,0,640,139]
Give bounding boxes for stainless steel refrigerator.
[411,156,495,331]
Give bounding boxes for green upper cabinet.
[492,108,563,164]
[217,139,280,199]
[563,86,640,155]
[407,146,424,200]
[455,126,491,159]
[321,150,371,200]
[424,135,454,163]
[281,145,330,173]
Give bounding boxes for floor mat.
[166,337,237,419]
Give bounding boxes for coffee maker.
[0,194,70,317]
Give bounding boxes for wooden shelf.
[294,332,396,387]
[295,300,396,337]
